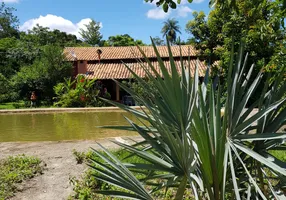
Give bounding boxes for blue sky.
[2,0,211,44]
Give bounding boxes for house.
[63,45,208,103]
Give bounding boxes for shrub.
[86,40,286,199]
[53,75,110,107]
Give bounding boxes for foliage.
[0,2,19,39]
[186,0,286,74]
[186,11,221,62]
[24,24,83,47]
[53,75,110,107]
[13,45,72,103]
[0,73,18,103]
[144,0,286,13]
[79,19,102,46]
[0,101,25,109]
[161,18,181,44]
[122,79,157,102]
[152,36,165,46]
[101,34,145,47]
[87,40,286,199]
[0,155,43,199]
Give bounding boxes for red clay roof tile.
[85,59,207,79]
[64,45,197,61]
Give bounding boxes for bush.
[12,45,72,104]
[0,73,19,103]
[53,75,110,107]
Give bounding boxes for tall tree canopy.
[186,0,286,73]
[25,25,82,47]
[145,0,286,12]
[102,34,145,46]
[79,19,102,46]
[161,18,181,44]
[0,2,19,38]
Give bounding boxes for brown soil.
[0,137,142,200]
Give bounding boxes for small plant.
[0,154,43,199]
[72,149,86,164]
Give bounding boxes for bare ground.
[0,137,142,200]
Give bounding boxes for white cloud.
[0,0,19,3]
[19,14,102,38]
[177,6,193,17]
[146,7,171,19]
[145,0,198,19]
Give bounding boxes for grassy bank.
[0,102,26,109]
[0,155,43,199]
[0,101,52,110]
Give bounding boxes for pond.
[0,112,138,142]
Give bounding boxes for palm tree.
[161,18,181,44]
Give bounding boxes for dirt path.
[0,137,142,200]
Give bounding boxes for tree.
[79,19,102,46]
[0,37,18,77]
[24,24,82,47]
[144,0,286,12]
[185,0,286,73]
[13,45,72,103]
[152,36,165,46]
[0,2,19,39]
[161,18,181,44]
[186,11,222,62]
[103,34,145,46]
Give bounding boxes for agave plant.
[88,39,286,199]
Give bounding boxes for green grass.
[269,150,286,162]
[0,101,26,109]
[0,155,43,200]
[0,101,54,110]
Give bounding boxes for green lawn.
[0,101,26,109]
[270,150,286,162]
[0,101,53,109]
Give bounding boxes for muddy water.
[0,112,138,142]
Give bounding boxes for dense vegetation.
[0,2,144,108]
[54,75,111,107]
[1,0,284,108]
[0,155,43,199]
[185,0,285,76]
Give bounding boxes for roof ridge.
[65,45,194,49]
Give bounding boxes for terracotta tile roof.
[84,59,207,80]
[64,45,197,61]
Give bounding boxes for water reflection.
[0,112,138,142]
